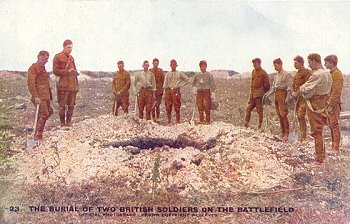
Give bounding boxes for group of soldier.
[27,39,343,167]
[244,54,343,166]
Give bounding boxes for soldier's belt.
[166,88,180,91]
[197,89,210,92]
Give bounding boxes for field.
[0,71,350,224]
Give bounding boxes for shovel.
[26,104,39,149]
[113,100,117,116]
[189,95,196,125]
[288,96,299,143]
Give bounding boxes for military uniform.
[27,63,53,140]
[328,67,344,152]
[244,68,270,128]
[292,67,311,141]
[53,51,79,126]
[300,69,332,163]
[163,71,189,124]
[150,67,165,122]
[269,70,293,139]
[134,71,156,120]
[192,71,216,123]
[112,70,131,116]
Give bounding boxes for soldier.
[134,60,156,120]
[150,58,165,123]
[163,59,190,124]
[291,55,312,142]
[299,53,332,166]
[324,54,344,155]
[244,58,270,129]
[27,50,53,141]
[265,58,293,142]
[53,39,79,127]
[192,60,216,124]
[112,61,131,116]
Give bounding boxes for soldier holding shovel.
[27,50,53,144]
[112,61,131,116]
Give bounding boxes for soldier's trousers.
[34,100,53,140]
[275,89,289,138]
[196,89,211,123]
[152,93,163,120]
[137,88,153,120]
[328,103,341,151]
[165,88,181,123]
[57,90,77,126]
[307,95,328,163]
[113,95,129,116]
[244,96,263,128]
[296,98,308,141]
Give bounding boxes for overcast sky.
[0,0,349,74]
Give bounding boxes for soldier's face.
[324,61,334,70]
[200,64,207,73]
[273,63,282,72]
[117,63,124,71]
[308,59,317,70]
[38,54,49,66]
[253,62,261,70]
[153,61,159,68]
[63,44,73,55]
[143,62,150,70]
[170,61,177,70]
[294,60,302,69]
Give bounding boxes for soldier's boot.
[34,118,46,140]
[175,110,180,124]
[199,110,204,123]
[283,116,290,141]
[58,106,66,127]
[257,112,263,129]
[299,119,307,142]
[205,110,211,125]
[314,134,325,163]
[279,118,285,138]
[244,112,251,128]
[167,111,171,124]
[330,129,340,154]
[66,106,74,126]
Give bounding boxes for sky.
[0,0,349,74]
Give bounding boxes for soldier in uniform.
[134,60,156,120]
[150,58,165,123]
[299,53,332,166]
[192,60,216,124]
[265,58,293,142]
[291,55,312,142]
[244,58,270,129]
[112,61,131,116]
[27,50,53,140]
[324,54,344,155]
[163,59,190,124]
[53,39,79,127]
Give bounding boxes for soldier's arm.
[27,67,39,98]
[299,73,321,99]
[180,72,190,87]
[263,72,270,93]
[209,74,216,93]
[119,72,131,94]
[111,75,117,94]
[151,73,157,91]
[53,55,69,77]
[163,73,169,89]
[328,71,344,107]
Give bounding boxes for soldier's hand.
[69,69,79,76]
[34,97,42,105]
[327,105,333,113]
[292,91,299,98]
[211,92,216,101]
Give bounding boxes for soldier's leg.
[275,97,284,136]
[174,90,181,123]
[156,94,162,120]
[196,91,204,123]
[203,90,211,124]
[297,100,308,142]
[256,97,263,129]
[57,90,68,126]
[328,103,341,152]
[138,90,146,119]
[66,91,77,126]
[244,97,256,128]
[121,95,129,114]
[34,101,51,140]
[165,90,173,123]
[145,90,153,120]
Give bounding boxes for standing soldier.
[324,55,344,155]
[112,61,131,116]
[134,60,156,120]
[150,58,165,123]
[299,53,332,166]
[291,55,312,142]
[265,58,293,141]
[244,58,270,129]
[192,60,216,124]
[163,59,190,124]
[53,39,79,127]
[27,50,53,141]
